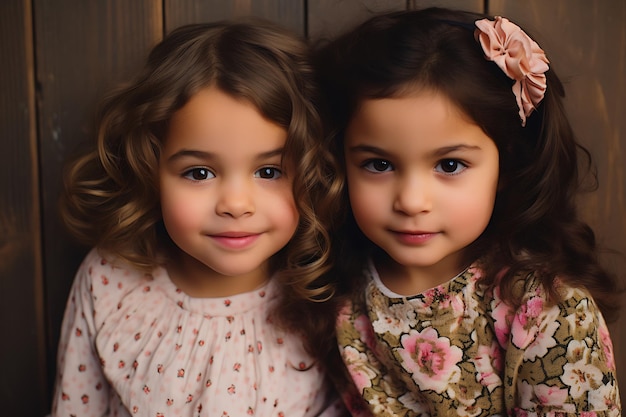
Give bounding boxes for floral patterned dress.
[336,261,621,416]
[52,248,343,417]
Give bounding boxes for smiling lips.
[210,232,261,249]
[391,230,438,245]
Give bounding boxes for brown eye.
[183,168,214,181]
[363,159,392,172]
[435,159,467,175]
[255,167,281,179]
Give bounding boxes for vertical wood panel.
[0,1,47,415]
[307,0,406,41]
[308,0,485,43]
[164,0,305,35]
[490,0,626,407]
[408,0,483,12]
[34,0,164,402]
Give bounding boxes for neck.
[166,249,270,298]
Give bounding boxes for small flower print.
[518,381,569,410]
[561,359,603,399]
[598,324,616,371]
[511,294,545,349]
[342,346,376,392]
[177,368,185,378]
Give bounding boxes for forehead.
[163,86,287,156]
[345,91,494,155]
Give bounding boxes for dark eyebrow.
[347,145,392,157]
[166,147,284,163]
[347,143,481,158]
[166,149,212,163]
[430,144,481,157]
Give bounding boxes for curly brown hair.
[60,18,343,354]
[315,7,622,322]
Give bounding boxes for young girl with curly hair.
[52,19,344,417]
[315,7,621,416]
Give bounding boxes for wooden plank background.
[1,0,623,414]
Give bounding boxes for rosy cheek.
[162,196,202,228]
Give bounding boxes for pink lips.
[391,230,438,245]
[210,232,260,249]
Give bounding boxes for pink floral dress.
[336,262,621,416]
[52,248,343,417]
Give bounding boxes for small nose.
[215,179,255,218]
[392,174,432,215]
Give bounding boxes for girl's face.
[159,86,299,296]
[344,90,499,293]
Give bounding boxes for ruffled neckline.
[149,265,276,317]
[368,259,473,300]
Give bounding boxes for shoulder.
[72,248,154,314]
[505,273,615,362]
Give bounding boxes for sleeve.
[334,299,389,417]
[504,280,621,416]
[51,249,111,417]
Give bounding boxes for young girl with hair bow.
[316,7,621,416]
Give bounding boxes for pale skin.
[344,89,500,295]
[159,86,299,298]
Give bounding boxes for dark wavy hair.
[315,7,621,322]
[60,18,343,354]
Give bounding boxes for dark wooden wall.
[1,1,624,415]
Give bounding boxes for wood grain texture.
[0,0,47,414]
[408,0,483,12]
[164,0,305,35]
[307,0,406,41]
[308,0,484,41]
[33,0,164,397]
[490,0,626,408]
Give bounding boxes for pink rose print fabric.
[52,249,343,417]
[335,262,621,416]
